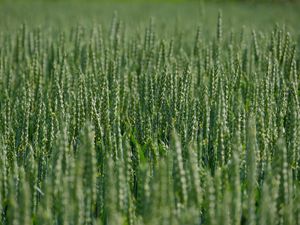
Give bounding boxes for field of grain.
[0,1,300,225]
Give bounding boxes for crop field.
[0,1,300,225]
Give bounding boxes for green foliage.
[0,4,300,225]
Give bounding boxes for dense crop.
[0,8,300,225]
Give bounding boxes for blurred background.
[0,0,299,38]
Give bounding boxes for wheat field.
[0,2,300,225]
